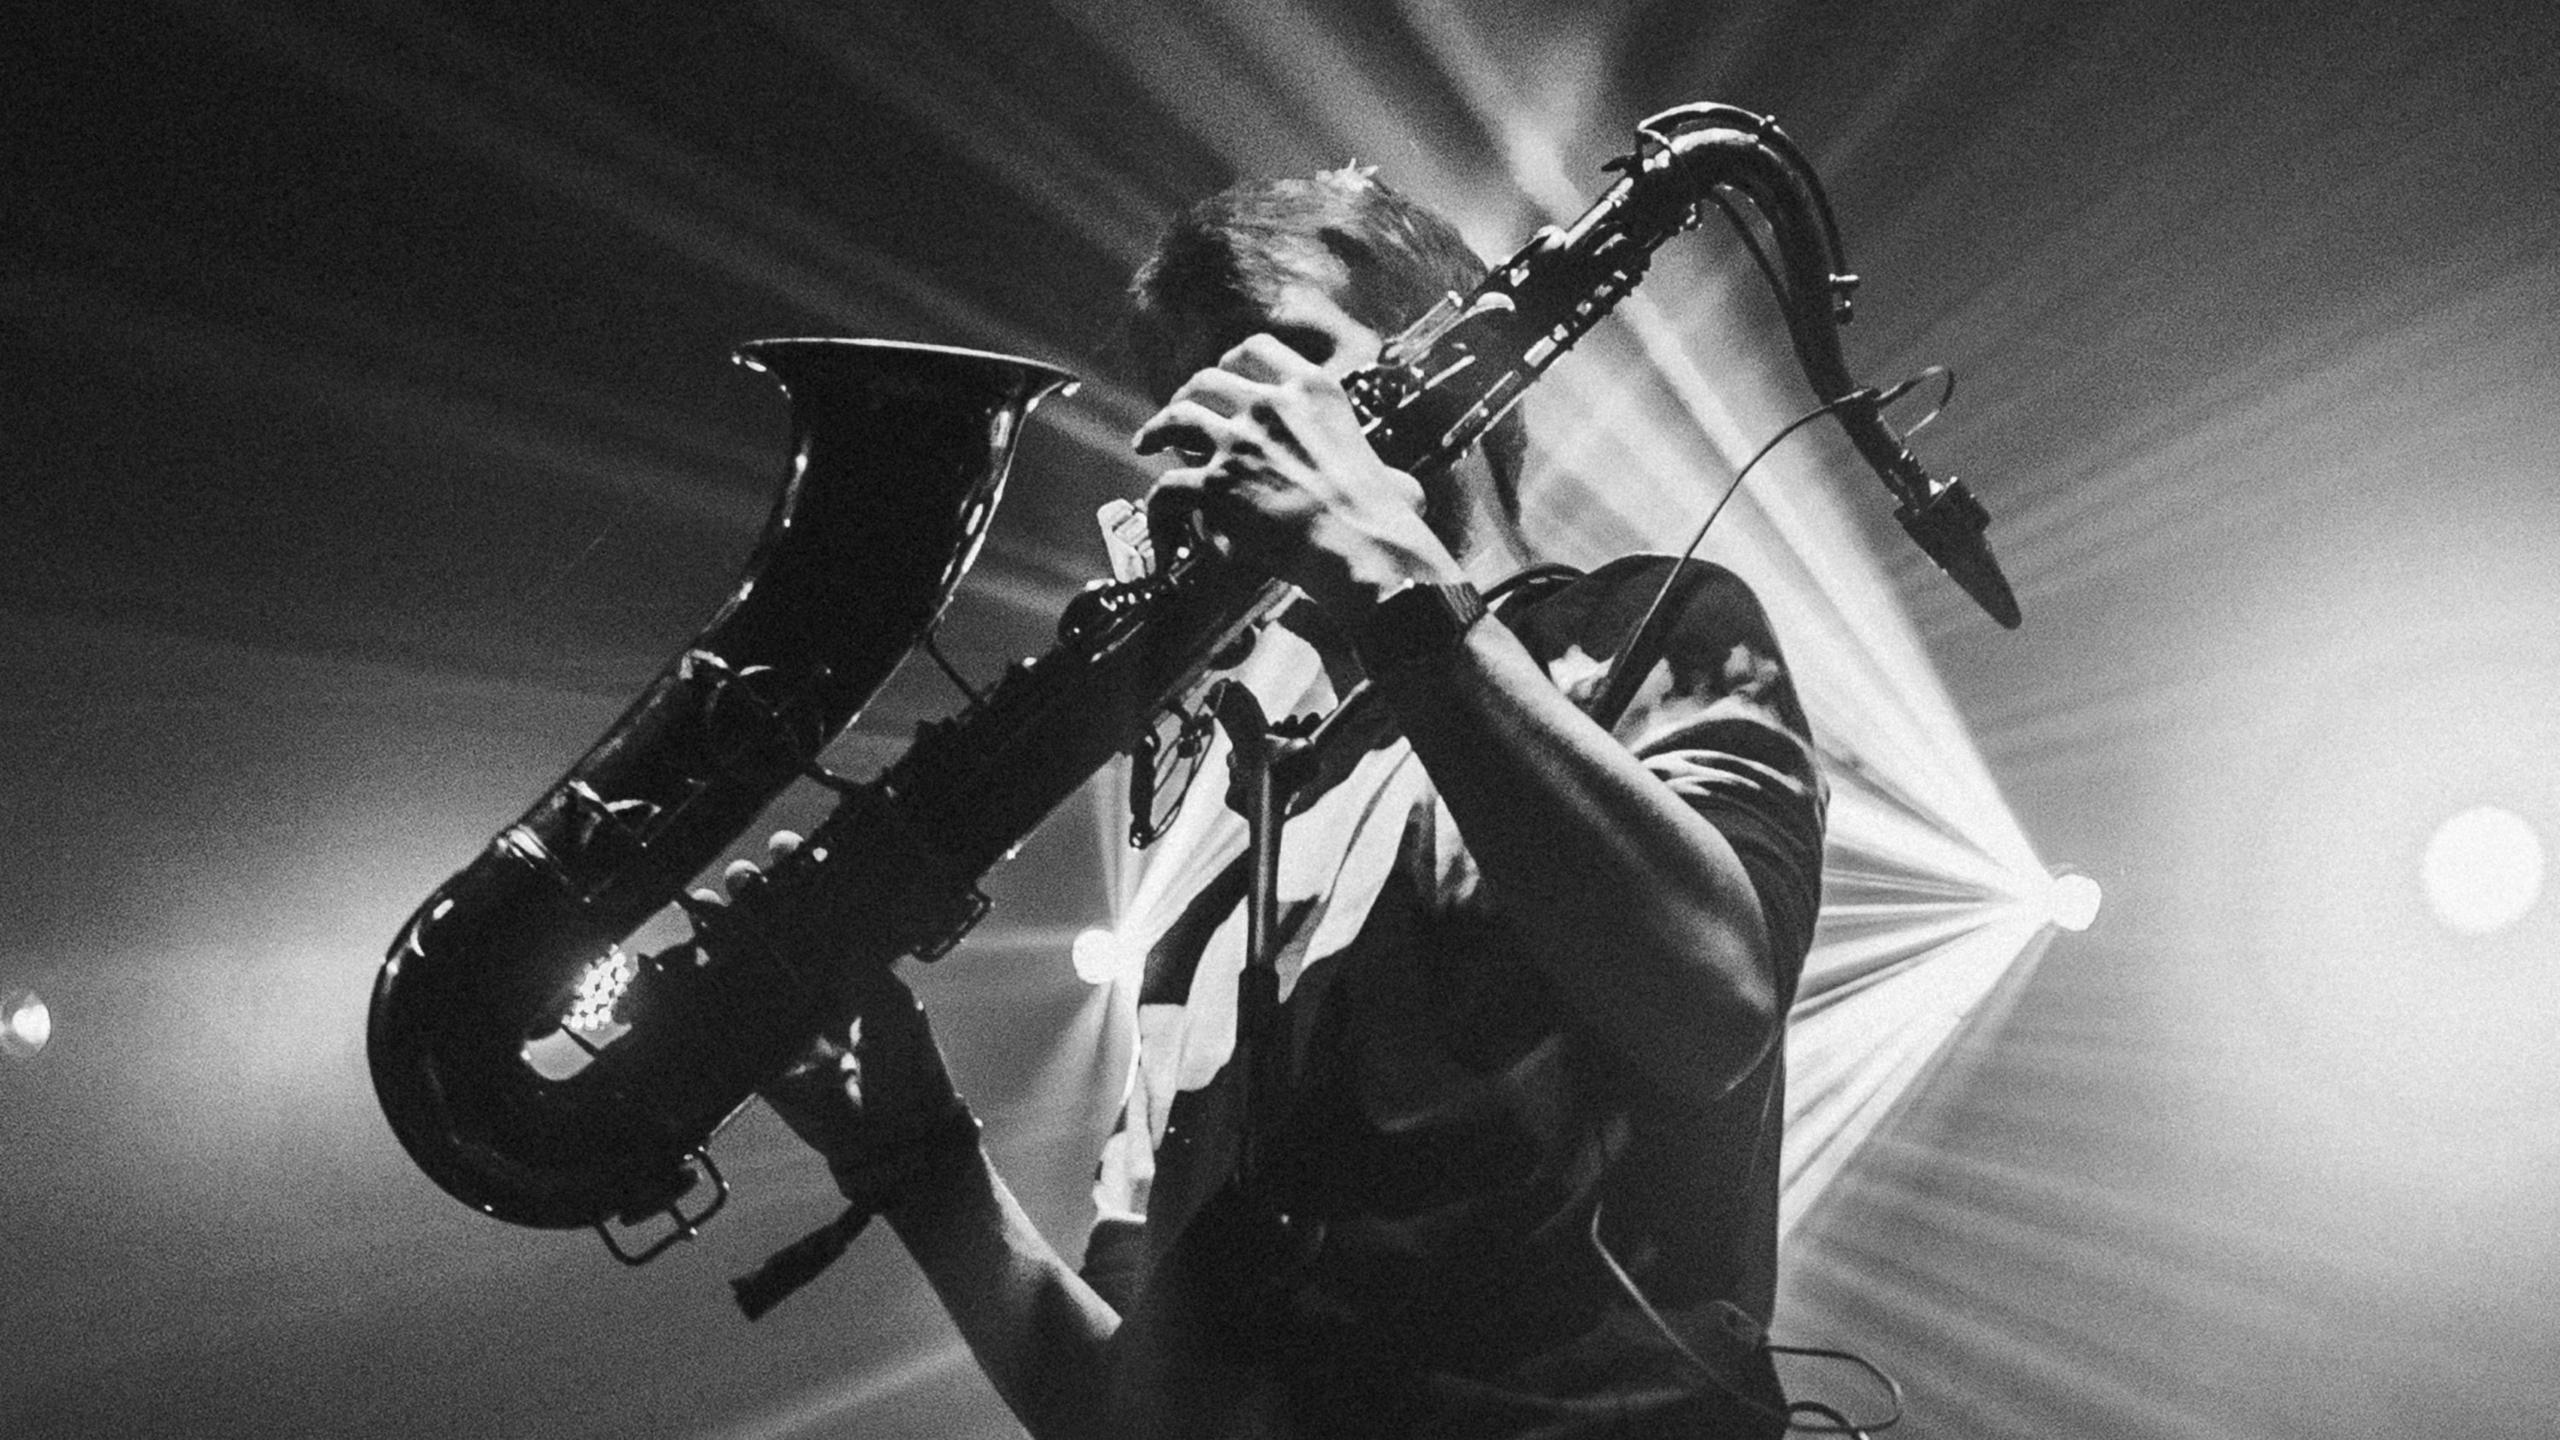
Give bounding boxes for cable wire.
[1584,391,1849,728]
[1584,365,1959,730]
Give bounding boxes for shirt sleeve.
[1517,556,1828,990]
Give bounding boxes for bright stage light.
[2420,804,2544,936]
[1,989,51,1059]
[2045,873,2103,933]
[1070,928,1123,986]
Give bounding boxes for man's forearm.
[1370,614,1782,1103]
[883,1149,1119,1440]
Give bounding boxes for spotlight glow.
[2046,873,2103,932]
[1070,928,1123,986]
[2421,805,2544,936]
[1,989,51,1058]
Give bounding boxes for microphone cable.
[1585,1203,1906,1436]
[1583,364,1954,731]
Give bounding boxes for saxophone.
[367,103,2017,1262]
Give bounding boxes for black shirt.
[1085,557,1826,1439]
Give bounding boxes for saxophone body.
[368,339,1073,1239]
[367,104,2015,1254]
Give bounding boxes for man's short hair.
[1126,167,1526,518]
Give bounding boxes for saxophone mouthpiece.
[1830,379,2022,630]
[1895,477,2022,629]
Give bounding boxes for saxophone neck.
[1351,107,1821,478]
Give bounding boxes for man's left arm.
[1370,607,1796,1105]
[1140,334,1811,1106]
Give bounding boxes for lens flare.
[1,989,51,1059]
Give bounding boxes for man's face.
[1151,246,1384,402]
[1149,258,1491,548]
[1237,279,1385,383]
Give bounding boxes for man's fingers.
[715,829,806,902]
[1170,363,1265,410]
[1151,479,1258,570]
[1222,332,1319,381]
[1133,395,1230,459]
[774,1031,853,1081]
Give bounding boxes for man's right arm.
[754,949,1120,1440]
[880,1150,1121,1440]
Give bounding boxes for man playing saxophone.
[759,167,1826,1440]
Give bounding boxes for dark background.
[5,1,2556,1435]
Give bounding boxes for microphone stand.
[1205,678,1306,1196]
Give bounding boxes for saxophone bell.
[368,340,1073,1239]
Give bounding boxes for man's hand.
[759,965,974,1210]
[715,839,1118,1434]
[1135,332,1460,616]
[704,833,975,1208]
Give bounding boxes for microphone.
[1892,468,2022,630]
[1832,385,2022,629]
